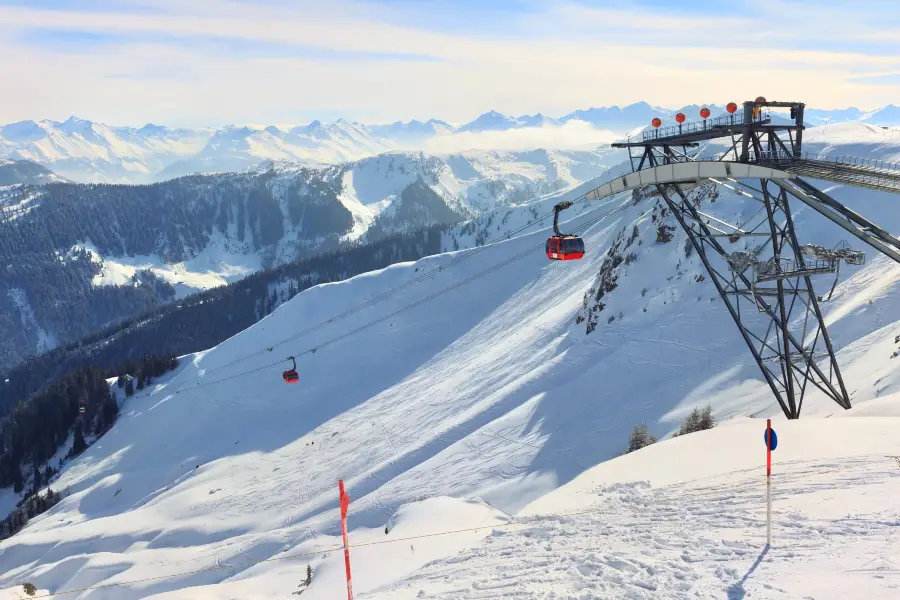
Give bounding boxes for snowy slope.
[70,149,614,299]
[373,399,900,599]
[3,153,900,599]
[0,148,615,368]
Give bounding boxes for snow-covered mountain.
[2,121,900,598]
[861,104,900,126]
[88,149,614,290]
[0,148,614,368]
[0,117,211,183]
[0,159,66,186]
[561,101,671,129]
[155,120,396,181]
[368,119,454,145]
[4,104,898,184]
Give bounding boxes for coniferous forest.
[1,225,445,422]
[0,225,444,534]
[0,168,463,370]
[0,165,459,537]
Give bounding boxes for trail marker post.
[764,419,778,547]
[339,480,354,600]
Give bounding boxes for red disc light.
[675,112,686,124]
[651,117,662,128]
[726,102,738,114]
[700,107,711,119]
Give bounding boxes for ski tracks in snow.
[365,456,900,599]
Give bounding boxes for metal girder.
[771,178,900,264]
[650,179,851,419]
[582,161,794,202]
[593,99,900,417]
[582,106,900,417]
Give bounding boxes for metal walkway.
[754,152,900,195]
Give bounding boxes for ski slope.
[2,161,900,598]
[369,398,900,599]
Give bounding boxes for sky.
[1,0,900,127]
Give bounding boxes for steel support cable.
[21,455,896,599]
[201,196,597,379]
[166,200,629,396]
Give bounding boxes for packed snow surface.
[370,399,900,599]
[2,157,900,598]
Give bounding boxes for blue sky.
[1,0,899,127]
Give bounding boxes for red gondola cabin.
[283,356,299,384]
[546,200,585,261]
[546,235,585,261]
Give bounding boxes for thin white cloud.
[0,0,898,126]
[419,121,619,154]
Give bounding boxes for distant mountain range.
[1,103,898,184]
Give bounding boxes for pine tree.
[13,463,24,493]
[673,405,716,437]
[626,424,657,453]
[72,423,87,456]
[305,565,312,586]
[32,465,42,494]
[101,393,118,431]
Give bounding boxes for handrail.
[753,151,900,173]
[640,112,771,142]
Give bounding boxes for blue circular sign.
[764,428,778,451]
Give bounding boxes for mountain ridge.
[4,102,896,184]
[0,148,613,370]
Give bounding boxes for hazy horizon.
[2,0,899,127]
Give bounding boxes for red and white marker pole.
[766,419,772,547]
[339,480,354,600]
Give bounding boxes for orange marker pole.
[339,480,354,600]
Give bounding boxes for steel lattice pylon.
[655,177,849,419]
[597,98,900,418]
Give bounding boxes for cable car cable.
[200,196,596,378]
[168,198,629,395]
